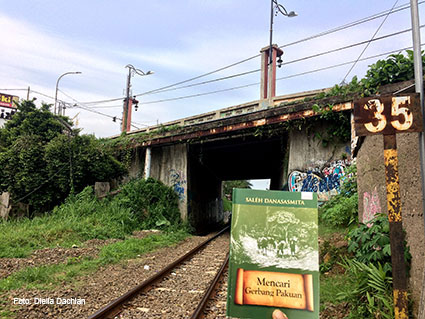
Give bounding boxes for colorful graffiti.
[169,169,186,202]
[363,187,381,227]
[288,160,350,201]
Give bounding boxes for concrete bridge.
[111,78,425,310]
[113,87,354,231]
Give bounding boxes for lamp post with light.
[267,0,296,101]
[122,64,153,133]
[54,71,82,115]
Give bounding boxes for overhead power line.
[57,88,148,129]
[80,1,422,106]
[30,90,56,100]
[89,26,424,108]
[82,24,423,109]
[276,44,424,82]
[282,25,424,67]
[135,43,423,107]
[341,0,400,84]
[278,1,423,49]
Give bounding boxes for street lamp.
[267,0,296,100]
[269,0,297,66]
[122,64,153,133]
[54,71,82,115]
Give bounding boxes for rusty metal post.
[383,134,409,319]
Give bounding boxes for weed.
[0,179,184,258]
[337,259,393,319]
[348,214,411,275]
[319,165,358,228]
[0,230,189,291]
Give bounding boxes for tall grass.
[0,187,139,258]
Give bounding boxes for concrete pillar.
[144,147,152,178]
[121,98,133,133]
[149,144,188,221]
[260,45,284,103]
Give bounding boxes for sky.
[0,1,424,189]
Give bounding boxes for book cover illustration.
[226,189,319,319]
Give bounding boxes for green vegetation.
[278,50,425,147]
[348,214,411,275]
[0,230,189,291]
[102,124,182,151]
[319,165,358,227]
[0,187,135,258]
[0,100,126,214]
[117,177,182,229]
[223,197,232,211]
[318,162,399,318]
[222,180,253,197]
[0,178,185,258]
[337,259,393,319]
[318,50,424,317]
[222,180,252,211]
[0,178,190,292]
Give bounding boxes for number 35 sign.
[354,93,422,136]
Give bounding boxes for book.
[226,189,319,319]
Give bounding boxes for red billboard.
[0,93,17,108]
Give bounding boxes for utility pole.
[410,1,425,317]
[121,64,153,133]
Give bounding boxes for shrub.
[347,214,411,275]
[117,177,182,229]
[319,165,358,227]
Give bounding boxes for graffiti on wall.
[169,169,186,202]
[288,159,350,201]
[363,187,381,227]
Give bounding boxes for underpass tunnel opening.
[187,133,289,234]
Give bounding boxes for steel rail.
[88,226,229,319]
[190,253,229,319]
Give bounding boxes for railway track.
[88,227,229,319]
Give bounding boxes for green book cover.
[226,189,319,319]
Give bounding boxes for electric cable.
[135,44,423,107]
[281,25,424,67]
[80,1,422,106]
[340,0,399,84]
[81,22,421,109]
[276,44,424,82]
[138,82,260,106]
[83,23,423,108]
[81,55,260,105]
[57,89,148,128]
[27,42,423,111]
[278,1,423,49]
[30,90,56,100]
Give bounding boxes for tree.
[0,100,126,214]
[223,180,253,198]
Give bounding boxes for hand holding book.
[272,309,288,319]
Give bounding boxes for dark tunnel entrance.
[187,133,289,233]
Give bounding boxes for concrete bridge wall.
[149,144,189,221]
